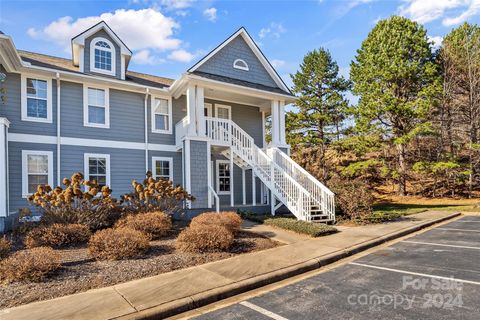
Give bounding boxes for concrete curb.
[117,212,461,319]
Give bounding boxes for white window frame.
[83,85,110,128]
[216,159,231,195]
[215,104,232,120]
[90,37,116,76]
[204,103,212,117]
[21,74,53,123]
[233,59,249,71]
[152,156,173,181]
[84,153,111,191]
[151,96,173,134]
[22,150,54,198]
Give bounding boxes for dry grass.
[0,247,61,283]
[115,211,172,239]
[24,224,91,249]
[176,224,234,253]
[190,211,242,234]
[88,228,150,260]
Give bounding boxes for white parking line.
[403,240,480,250]
[349,262,480,286]
[451,221,480,222]
[437,228,480,233]
[240,301,290,320]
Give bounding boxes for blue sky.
[1,0,479,90]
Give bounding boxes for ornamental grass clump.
[176,224,234,253]
[28,172,118,230]
[115,211,172,239]
[190,211,242,235]
[0,247,61,283]
[121,171,194,214]
[24,223,91,249]
[88,228,150,260]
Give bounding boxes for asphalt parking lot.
[193,215,480,320]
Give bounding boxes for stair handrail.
[208,185,220,213]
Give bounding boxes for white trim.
[207,141,212,208]
[83,84,110,128]
[8,133,177,152]
[84,153,111,189]
[120,55,126,80]
[216,159,231,195]
[188,28,290,93]
[184,139,191,208]
[204,103,212,117]
[152,156,173,181]
[151,95,173,134]
[21,150,54,198]
[56,73,61,186]
[89,37,116,77]
[233,59,249,71]
[0,120,9,217]
[215,104,232,120]
[21,74,53,123]
[242,168,246,205]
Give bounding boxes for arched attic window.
[90,37,116,76]
[233,59,249,71]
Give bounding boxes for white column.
[186,85,197,136]
[251,170,256,206]
[242,168,246,205]
[195,86,206,137]
[0,118,10,218]
[207,143,212,208]
[184,139,191,209]
[271,100,280,145]
[230,147,234,207]
[279,100,286,145]
[261,111,266,148]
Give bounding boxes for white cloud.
[168,49,195,62]
[203,7,217,22]
[131,49,165,65]
[259,22,286,39]
[157,0,195,10]
[28,8,181,52]
[271,59,285,68]
[428,35,443,49]
[399,0,479,25]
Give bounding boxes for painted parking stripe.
[437,228,480,233]
[240,301,290,320]
[450,221,480,222]
[349,262,480,286]
[403,240,480,250]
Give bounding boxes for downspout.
[144,88,150,173]
[56,73,61,186]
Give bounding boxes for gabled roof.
[188,27,291,95]
[71,21,132,66]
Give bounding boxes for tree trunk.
[397,143,407,196]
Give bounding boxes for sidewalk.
[0,211,461,320]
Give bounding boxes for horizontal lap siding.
[0,68,57,136]
[60,81,145,142]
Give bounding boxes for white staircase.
[205,117,335,223]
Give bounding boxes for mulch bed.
[0,222,280,309]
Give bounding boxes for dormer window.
[90,37,116,76]
[233,59,249,71]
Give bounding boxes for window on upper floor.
[22,150,53,197]
[233,59,249,71]
[216,160,231,195]
[151,96,172,134]
[84,153,110,191]
[83,86,110,128]
[90,37,116,76]
[21,75,52,123]
[152,157,173,181]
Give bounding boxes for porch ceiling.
[204,87,272,112]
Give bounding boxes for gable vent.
[233,59,249,71]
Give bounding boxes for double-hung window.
[84,154,110,190]
[21,75,52,123]
[152,157,173,181]
[151,97,172,134]
[22,150,53,197]
[84,86,109,128]
[216,160,231,195]
[90,37,115,76]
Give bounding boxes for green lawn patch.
[263,218,337,237]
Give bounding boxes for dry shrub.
[0,237,11,259]
[24,223,91,249]
[115,211,172,239]
[0,247,61,283]
[176,224,234,253]
[330,178,374,219]
[88,228,150,260]
[190,211,242,234]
